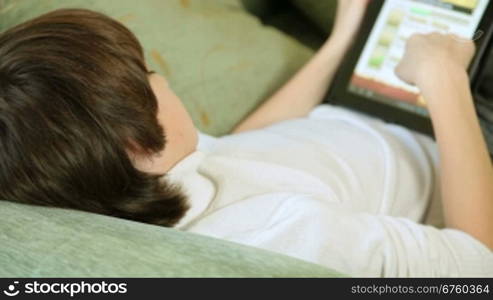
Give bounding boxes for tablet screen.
[348,0,490,116]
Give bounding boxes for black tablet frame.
[326,0,493,137]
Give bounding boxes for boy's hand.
[396,33,493,250]
[330,0,371,45]
[395,33,476,88]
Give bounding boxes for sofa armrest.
[0,201,345,277]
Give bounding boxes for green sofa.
[0,0,344,277]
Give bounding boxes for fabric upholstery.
[0,201,343,277]
[290,0,337,34]
[240,0,277,18]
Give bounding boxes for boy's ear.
[126,145,149,172]
[126,138,164,173]
[125,139,147,160]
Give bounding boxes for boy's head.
[0,9,197,226]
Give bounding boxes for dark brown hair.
[0,9,188,226]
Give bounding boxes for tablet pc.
[327,0,493,136]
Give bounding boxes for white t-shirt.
[166,104,493,277]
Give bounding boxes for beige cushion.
[290,0,337,34]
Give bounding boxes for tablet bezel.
[326,0,493,136]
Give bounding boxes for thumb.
[395,57,416,86]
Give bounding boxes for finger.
[395,50,420,86]
[447,33,470,43]
[407,33,426,47]
[394,61,412,84]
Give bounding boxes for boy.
[0,1,491,276]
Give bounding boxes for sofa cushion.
[0,0,313,136]
[290,0,337,34]
[240,0,278,18]
[0,201,343,277]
